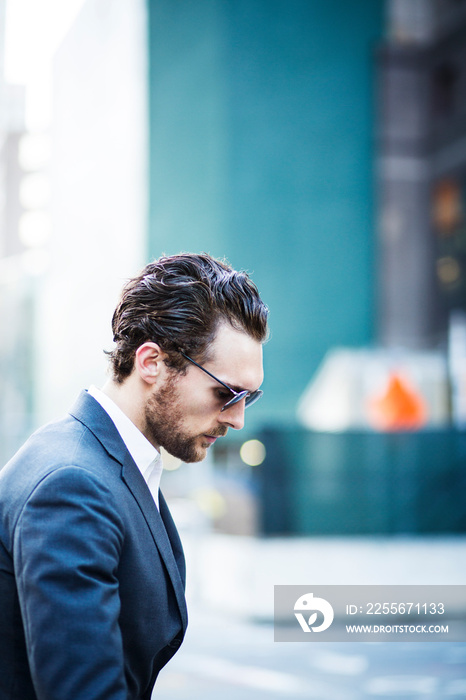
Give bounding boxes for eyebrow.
[223,378,262,395]
[209,376,256,395]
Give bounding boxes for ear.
[134,342,168,385]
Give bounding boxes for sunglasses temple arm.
[180,352,239,397]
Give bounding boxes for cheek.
[184,396,215,419]
[176,377,217,417]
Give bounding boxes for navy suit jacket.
[0,391,188,699]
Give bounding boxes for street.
[154,610,466,699]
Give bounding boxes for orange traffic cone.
[367,372,428,431]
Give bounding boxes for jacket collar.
[69,390,188,632]
[69,389,129,465]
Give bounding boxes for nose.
[219,398,246,430]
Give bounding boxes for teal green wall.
[148,0,384,431]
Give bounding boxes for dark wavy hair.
[107,253,269,383]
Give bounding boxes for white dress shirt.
[88,385,163,509]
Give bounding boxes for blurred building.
[0,0,32,466]
[32,0,148,424]
[0,0,148,457]
[378,0,466,349]
[147,0,385,431]
[258,0,466,536]
[147,0,466,536]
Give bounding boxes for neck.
[101,377,149,441]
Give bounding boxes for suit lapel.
[70,391,188,632]
[121,452,188,630]
[159,491,186,585]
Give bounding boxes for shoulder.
[2,411,110,486]
[0,412,123,543]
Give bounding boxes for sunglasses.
[180,351,263,411]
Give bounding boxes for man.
[0,253,268,699]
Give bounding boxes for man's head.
[108,253,268,380]
[107,253,268,462]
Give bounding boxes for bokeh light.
[240,439,266,467]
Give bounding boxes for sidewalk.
[180,533,466,619]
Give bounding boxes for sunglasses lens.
[245,390,263,408]
[221,389,263,411]
[221,391,248,412]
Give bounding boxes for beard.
[144,372,226,463]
